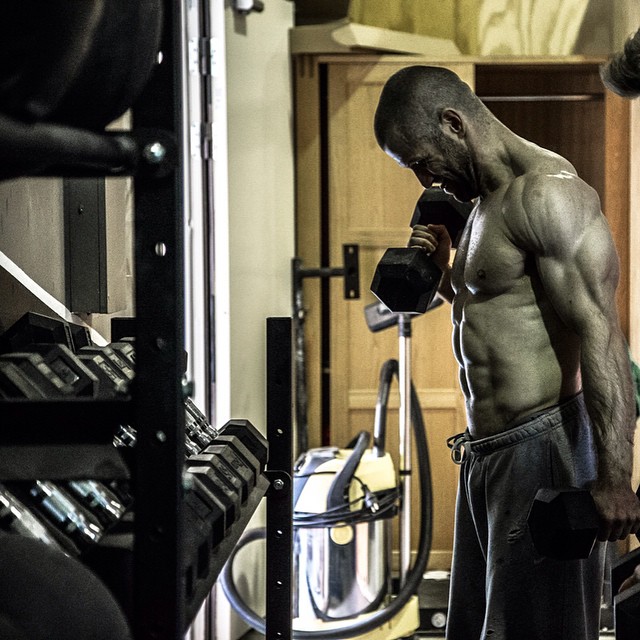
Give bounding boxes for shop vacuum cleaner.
[221,311,436,640]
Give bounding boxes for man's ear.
[441,108,465,138]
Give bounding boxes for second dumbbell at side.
[528,486,640,560]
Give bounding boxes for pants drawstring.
[447,432,469,465]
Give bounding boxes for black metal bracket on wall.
[265,317,293,640]
[291,243,359,456]
[292,243,360,305]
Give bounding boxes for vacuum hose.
[220,358,433,639]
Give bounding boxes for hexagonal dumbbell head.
[370,247,442,314]
[527,488,599,560]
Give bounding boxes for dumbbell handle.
[529,484,640,561]
[575,484,640,541]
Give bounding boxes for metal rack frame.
[130,2,293,637]
[0,1,293,638]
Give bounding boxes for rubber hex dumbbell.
[77,350,129,398]
[187,452,245,503]
[614,579,640,640]
[528,486,640,560]
[211,433,261,488]
[65,480,128,529]
[6,480,104,555]
[183,474,229,554]
[527,488,600,560]
[612,546,640,640]
[21,343,99,397]
[218,419,269,472]
[79,345,135,382]
[202,443,256,499]
[185,463,242,525]
[370,247,442,314]
[370,187,473,314]
[0,311,75,353]
[0,352,76,397]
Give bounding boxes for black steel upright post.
[132,1,186,638]
[266,317,293,640]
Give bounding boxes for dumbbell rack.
[0,1,292,639]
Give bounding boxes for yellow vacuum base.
[292,594,420,640]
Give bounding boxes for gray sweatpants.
[446,393,606,640]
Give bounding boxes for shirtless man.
[373,65,640,640]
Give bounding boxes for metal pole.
[265,317,293,640]
[398,314,412,586]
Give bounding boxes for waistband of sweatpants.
[447,392,585,462]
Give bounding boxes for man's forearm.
[581,329,636,489]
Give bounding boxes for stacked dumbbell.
[182,419,269,597]
[0,313,267,541]
[0,312,135,557]
[0,311,270,607]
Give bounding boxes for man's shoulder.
[501,168,601,252]
[504,167,599,219]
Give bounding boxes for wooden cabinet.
[293,54,633,571]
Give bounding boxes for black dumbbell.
[218,419,269,472]
[185,475,229,542]
[0,352,75,397]
[182,475,230,589]
[77,350,129,398]
[371,247,442,314]
[0,483,69,554]
[0,360,47,398]
[184,463,242,525]
[185,397,219,441]
[528,486,640,560]
[187,452,245,503]
[79,345,134,382]
[109,341,135,368]
[527,488,600,560]
[65,480,128,530]
[614,577,640,640]
[201,444,255,501]
[182,501,212,598]
[211,433,261,486]
[184,398,218,453]
[0,311,75,353]
[6,480,104,555]
[20,343,99,397]
[370,188,473,314]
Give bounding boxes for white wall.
[222,0,295,428]
[213,2,295,639]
